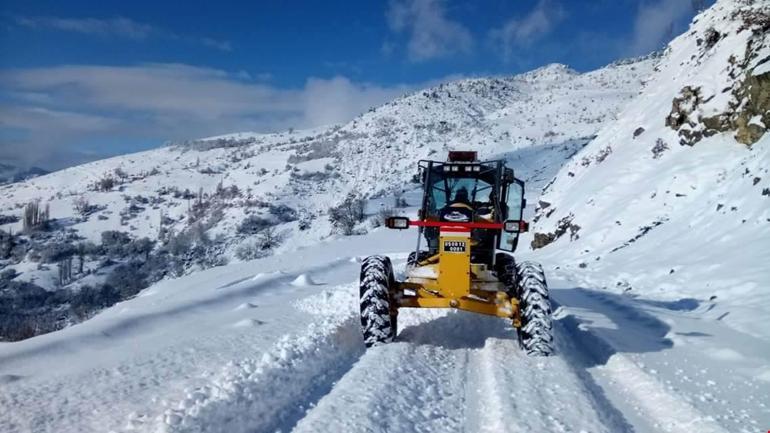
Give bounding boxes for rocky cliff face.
[664,1,769,147]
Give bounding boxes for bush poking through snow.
[651,139,669,159]
[595,146,613,163]
[106,262,149,298]
[372,206,397,228]
[95,175,115,192]
[72,195,98,218]
[258,226,282,251]
[0,214,19,225]
[268,204,298,223]
[39,242,76,263]
[238,215,274,235]
[235,240,270,261]
[329,193,365,235]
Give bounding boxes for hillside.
[529,0,770,338]
[0,56,654,339]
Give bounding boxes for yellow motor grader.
[359,151,553,356]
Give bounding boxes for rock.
[733,68,769,146]
[531,214,581,250]
[531,232,556,250]
[666,86,704,145]
[703,27,721,50]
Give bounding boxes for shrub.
[96,175,115,192]
[101,230,132,247]
[238,215,274,234]
[0,268,17,281]
[0,230,16,260]
[329,193,365,235]
[235,239,270,261]
[372,206,397,228]
[257,226,281,250]
[70,285,120,318]
[298,213,314,231]
[40,242,76,263]
[652,138,669,159]
[269,204,298,223]
[0,214,19,225]
[126,237,154,260]
[105,262,148,298]
[72,196,97,217]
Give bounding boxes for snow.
[2,233,768,432]
[749,115,765,128]
[289,273,320,286]
[1,1,769,432]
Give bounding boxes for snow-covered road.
[1,228,768,433]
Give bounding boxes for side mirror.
[386,216,410,229]
[503,220,529,233]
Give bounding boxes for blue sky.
[0,0,709,170]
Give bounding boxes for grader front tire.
[359,255,397,347]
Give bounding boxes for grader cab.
[359,151,554,356]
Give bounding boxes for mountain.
[0,163,49,185]
[529,0,770,338]
[0,54,655,294]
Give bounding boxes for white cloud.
[489,0,566,61]
[303,76,409,127]
[386,0,473,62]
[15,16,232,51]
[0,64,412,167]
[627,0,692,56]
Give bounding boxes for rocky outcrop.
[531,213,581,250]
[665,4,769,147]
[734,64,770,145]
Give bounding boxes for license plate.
[443,240,466,253]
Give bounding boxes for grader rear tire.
[516,261,554,356]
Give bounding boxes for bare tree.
[58,257,73,286]
[22,200,49,233]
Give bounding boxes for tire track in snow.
[293,309,624,433]
[468,336,628,433]
[292,309,472,433]
[553,289,730,433]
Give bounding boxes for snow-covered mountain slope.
[530,0,770,339]
[0,55,654,294]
